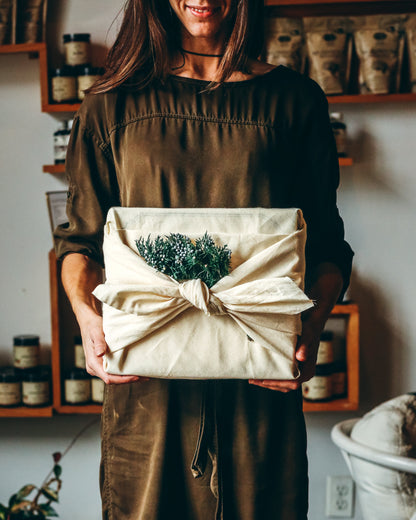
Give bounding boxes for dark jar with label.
[76,66,104,101]
[302,363,333,402]
[63,33,91,67]
[51,67,77,104]
[0,367,22,407]
[64,368,91,404]
[22,366,51,407]
[53,120,72,164]
[13,334,40,370]
[330,112,347,157]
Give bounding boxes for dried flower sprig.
[0,419,99,520]
[136,232,231,288]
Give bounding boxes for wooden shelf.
[303,303,360,412]
[43,164,65,174]
[43,102,81,113]
[328,93,416,104]
[54,404,102,415]
[0,406,53,418]
[265,0,416,16]
[42,157,353,174]
[0,42,45,55]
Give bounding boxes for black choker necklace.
[180,48,224,58]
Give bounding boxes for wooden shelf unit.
[0,406,53,418]
[303,303,359,412]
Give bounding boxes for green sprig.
[135,232,231,288]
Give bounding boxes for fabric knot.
[179,279,225,316]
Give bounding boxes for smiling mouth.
[186,5,220,17]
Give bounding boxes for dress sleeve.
[296,83,354,297]
[53,114,120,266]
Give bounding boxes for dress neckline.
[168,66,282,87]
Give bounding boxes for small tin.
[13,334,40,370]
[0,367,22,407]
[64,368,91,404]
[22,366,51,407]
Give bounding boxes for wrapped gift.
[93,207,314,379]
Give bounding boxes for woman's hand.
[61,253,149,385]
[78,305,147,385]
[249,262,344,393]
[248,310,323,392]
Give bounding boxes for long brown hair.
[89,0,265,93]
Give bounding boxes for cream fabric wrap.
[93,207,314,379]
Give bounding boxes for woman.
[55,1,353,518]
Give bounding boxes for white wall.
[1,2,415,518]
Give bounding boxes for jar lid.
[0,366,21,382]
[52,66,75,77]
[320,330,334,341]
[66,368,91,380]
[13,334,40,346]
[76,65,104,76]
[23,366,51,382]
[63,33,91,43]
[74,335,82,345]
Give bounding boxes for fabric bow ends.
[92,275,314,355]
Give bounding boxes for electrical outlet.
[326,475,355,517]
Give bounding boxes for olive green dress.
[55,65,353,520]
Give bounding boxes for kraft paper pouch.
[0,0,13,44]
[93,207,314,380]
[264,17,305,73]
[303,16,353,95]
[406,14,416,93]
[352,15,406,94]
[19,0,45,43]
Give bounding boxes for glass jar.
[63,33,91,67]
[51,67,77,103]
[330,112,347,157]
[0,367,21,407]
[332,360,347,398]
[22,366,51,407]
[316,331,334,365]
[13,334,40,370]
[76,66,104,101]
[53,120,72,164]
[74,336,86,369]
[64,368,91,404]
[302,364,333,402]
[91,377,105,404]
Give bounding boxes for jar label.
[91,378,105,403]
[333,129,347,155]
[316,340,334,365]
[22,381,49,406]
[14,345,40,369]
[52,76,77,103]
[65,379,91,403]
[74,344,86,369]
[65,41,90,66]
[302,376,332,401]
[77,75,100,100]
[54,134,70,161]
[0,382,21,406]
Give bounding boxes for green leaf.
[38,503,59,518]
[40,487,59,503]
[17,485,37,499]
[0,504,8,520]
[53,465,62,479]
